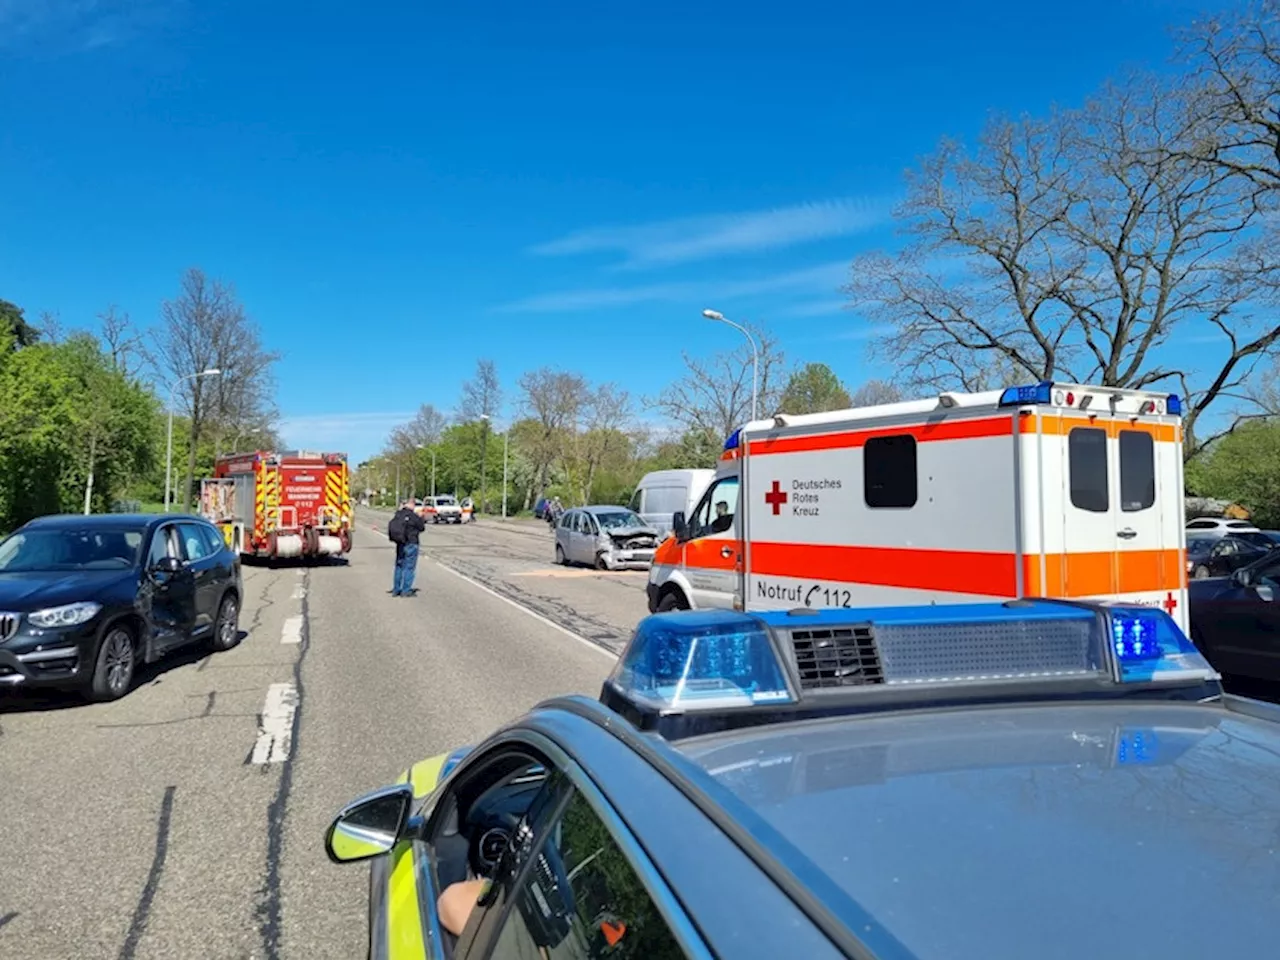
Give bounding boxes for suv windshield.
[0,528,145,572]
[594,510,645,530]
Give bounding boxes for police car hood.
[680,701,1280,960]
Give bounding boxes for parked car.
[1186,533,1271,579]
[1189,547,1280,682]
[628,469,715,540]
[533,497,551,520]
[0,514,242,701]
[1185,517,1272,544]
[554,506,660,570]
[1263,530,1280,546]
[422,495,463,524]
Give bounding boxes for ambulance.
[646,381,1190,635]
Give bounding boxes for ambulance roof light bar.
[600,603,1219,738]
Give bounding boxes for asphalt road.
[0,515,626,959]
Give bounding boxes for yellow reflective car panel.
[399,752,448,799]
[385,842,427,960]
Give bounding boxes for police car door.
[681,475,741,609]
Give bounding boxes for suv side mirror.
[672,511,688,541]
[152,555,182,576]
[325,783,414,863]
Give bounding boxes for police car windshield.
[436,496,457,505]
[680,703,1280,958]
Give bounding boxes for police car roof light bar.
[602,603,1220,737]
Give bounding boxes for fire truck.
[200,450,353,560]
[647,381,1190,635]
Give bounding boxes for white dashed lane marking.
[251,683,298,764]
[280,615,303,645]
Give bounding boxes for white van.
[628,469,715,540]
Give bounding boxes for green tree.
[0,298,40,350]
[0,335,158,530]
[1185,420,1280,528]
[780,363,852,414]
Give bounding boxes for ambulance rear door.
[1054,410,1182,630]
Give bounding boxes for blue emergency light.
[998,381,1054,406]
[723,428,742,452]
[602,601,1219,732]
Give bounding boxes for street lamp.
[479,414,490,516]
[164,367,222,513]
[703,308,759,421]
[502,428,510,520]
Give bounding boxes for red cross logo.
[1162,591,1178,615]
[765,481,788,515]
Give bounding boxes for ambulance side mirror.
[672,511,688,541]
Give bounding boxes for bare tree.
[98,306,145,379]
[847,79,1280,457]
[519,368,589,501]
[149,268,280,505]
[654,327,785,440]
[37,310,63,344]
[572,384,633,503]
[849,379,905,407]
[458,359,502,422]
[405,404,448,446]
[1180,1,1280,190]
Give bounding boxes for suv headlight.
[28,602,103,628]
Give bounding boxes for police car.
[324,602,1280,959]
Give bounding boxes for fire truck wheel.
[656,591,688,613]
[211,595,241,651]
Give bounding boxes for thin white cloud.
[0,0,178,52]
[831,324,895,341]
[781,299,850,319]
[496,261,850,314]
[531,197,890,269]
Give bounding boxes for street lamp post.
[479,414,490,515]
[164,368,222,513]
[703,308,759,421]
[431,448,437,497]
[502,431,509,519]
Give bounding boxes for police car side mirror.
[1232,568,1253,587]
[672,511,688,541]
[325,783,414,863]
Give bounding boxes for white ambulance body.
[646,381,1189,635]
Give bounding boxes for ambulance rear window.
[1068,428,1109,513]
[1119,430,1155,512]
[864,434,917,508]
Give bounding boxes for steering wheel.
[467,812,520,877]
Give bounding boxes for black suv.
[0,514,243,701]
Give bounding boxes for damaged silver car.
[554,506,660,570]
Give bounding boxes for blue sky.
[0,0,1231,462]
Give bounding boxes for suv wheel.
[211,595,240,652]
[89,625,136,701]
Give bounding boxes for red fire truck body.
[200,450,353,560]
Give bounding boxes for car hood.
[1188,576,1235,600]
[0,570,135,611]
[602,525,659,538]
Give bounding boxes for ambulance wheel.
[656,591,688,613]
[1193,565,1210,579]
[555,544,567,565]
